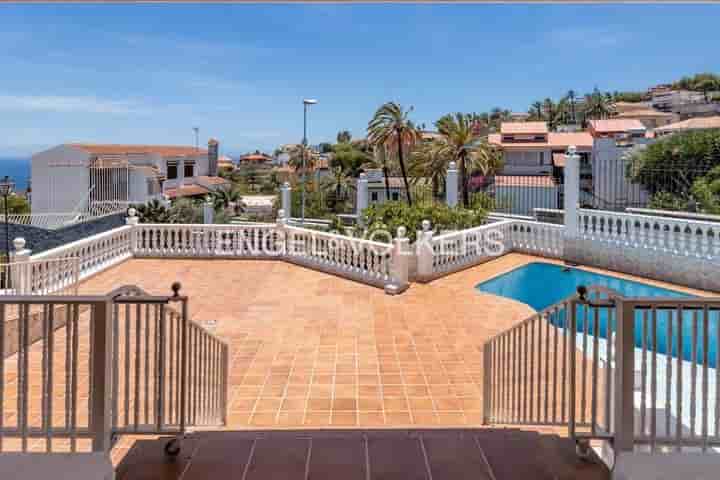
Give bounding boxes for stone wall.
[0,213,125,255]
[565,237,720,293]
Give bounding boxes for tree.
[410,140,450,199]
[0,194,30,214]
[368,102,421,206]
[528,101,544,121]
[584,87,615,120]
[331,142,372,177]
[336,130,352,144]
[211,187,241,213]
[321,166,355,212]
[627,129,720,197]
[287,144,317,174]
[432,113,503,207]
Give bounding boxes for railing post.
[386,226,409,295]
[483,342,492,424]
[126,208,139,255]
[613,298,636,452]
[446,161,459,208]
[356,173,369,227]
[564,145,580,238]
[90,299,113,453]
[203,196,214,224]
[416,220,434,280]
[280,182,292,220]
[10,237,31,294]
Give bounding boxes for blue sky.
[0,3,718,158]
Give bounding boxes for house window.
[167,161,178,180]
[371,192,378,202]
[392,192,399,201]
[539,151,545,165]
[184,160,195,178]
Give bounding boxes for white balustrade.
[508,220,565,259]
[31,225,133,281]
[285,225,399,289]
[578,209,720,261]
[430,220,514,277]
[133,223,280,258]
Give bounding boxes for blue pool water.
[476,262,718,367]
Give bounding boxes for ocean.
[0,158,31,191]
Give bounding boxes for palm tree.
[134,199,171,223]
[567,90,577,123]
[321,166,355,212]
[433,113,503,207]
[336,130,352,144]
[528,101,544,121]
[410,140,450,199]
[211,187,241,213]
[368,102,422,205]
[584,88,614,120]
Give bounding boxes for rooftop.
[488,131,593,150]
[588,119,646,133]
[654,115,720,133]
[500,122,548,135]
[69,143,208,157]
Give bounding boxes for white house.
[31,139,228,215]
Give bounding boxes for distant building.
[217,155,235,171]
[654,116,720,136]
[650,88,720,119]
[488,122,593,176]
[238,151,272,165]
[612,102,675,129]
[31,140,228,215]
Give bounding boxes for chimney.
[208,138,219,176]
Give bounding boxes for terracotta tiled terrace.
[78,254,539,433]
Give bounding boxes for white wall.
[31,145,90,214]
[501,149,553,175]
[592,138,650,209]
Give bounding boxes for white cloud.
[0,94,148,115]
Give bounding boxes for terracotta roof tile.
[654,116,720,133]
[500,122,548,135]
[196,176,230,185]
[69,143,208,157]
[489,132,592,149]
[588,119,646,133]
[495,175,556,187]
[164,184,210,199]
[615,109,673,118]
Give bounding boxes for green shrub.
[362,201,488,242]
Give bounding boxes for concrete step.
[0,452,114,480]
[115,429,607,480]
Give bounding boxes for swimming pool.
[476,262,719,367]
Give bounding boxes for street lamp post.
[0,176,15,289]
[301,98,318,224]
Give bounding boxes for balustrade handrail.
[431,219,513,242]
[285,223,393,250]
[578,208,720,230]
[31,225,133,260]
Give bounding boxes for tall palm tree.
[368,102,422,205]
[410,140,450,199]
[584,88,615,120]
[336,130,352,144]
[566,90,577,123]
[434,113,503,207]
[528,101,544,121]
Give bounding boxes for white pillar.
[203,197,214,224]
[10,237,31,294]
[446,161,459,208]
[386,226,410,295]
[564,145,580,238]
[280,182,291,219]
[356,173,369,226]
[125,207,139,226]
[178,158,186,185]
[416,219,434,281]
